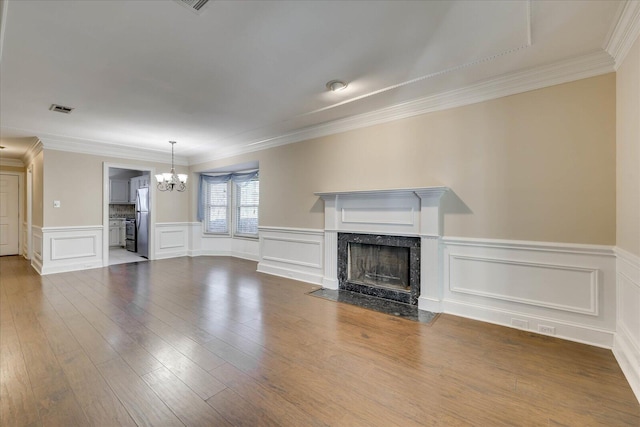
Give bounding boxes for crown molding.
[0,0,8,65]
[189,50,615,166]
[22,137,42,165]
[605,0,640,69]
[40,137,188,166]
[0,157,23,167]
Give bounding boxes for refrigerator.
[135,187,149,258]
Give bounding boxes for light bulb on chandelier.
[155,141,188,192]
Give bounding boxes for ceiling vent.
[173,0,210,14]
[49,104,74,114]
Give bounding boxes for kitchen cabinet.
[109,219,124,247]
[129,175,150,203]
[110,179,129,203]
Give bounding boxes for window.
[203,181,229,234]
[235,179,259,236]
[200,172,259,237]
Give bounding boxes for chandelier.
[155,141,188,192]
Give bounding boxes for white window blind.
[236,179,259,236]
[204,181,228,234]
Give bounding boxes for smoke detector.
[49,104,74,114]
[173,0,210,14]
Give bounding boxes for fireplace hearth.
[338,233,420,305]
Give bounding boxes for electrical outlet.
[511,318,529,329]
[538,325,556,335]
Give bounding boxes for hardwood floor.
[1,255,638,426]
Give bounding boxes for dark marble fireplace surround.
[338,233,421,305]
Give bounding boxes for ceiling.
[0,0,629,165]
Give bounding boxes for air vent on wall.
[173,0,210,14]
[49,104,74,114]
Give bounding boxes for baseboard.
[443,299,615,349]
[256,262,324,285]
[614,246,640,403]
[614,323,640,404]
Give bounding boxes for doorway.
[0,173,20,256]
[103,163,155,267]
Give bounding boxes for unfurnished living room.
[0,1,639,425]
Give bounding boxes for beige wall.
[32,151,44,227]
[43,149,190,227]
[193,73,616,245]
[617,35,640,257]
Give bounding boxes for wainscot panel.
[442,237,616,348]
[31,226,43,274]
[188,223,259,261]
[614,247,640,404]
[155,222,190,260]
[38,226,103,274]
[22,221,28,259]
[257,227,324,285]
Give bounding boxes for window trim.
[232,178,259,239]
[200,174,259,239]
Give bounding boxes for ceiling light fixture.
[155,141,188,192]
[326,80,348,92]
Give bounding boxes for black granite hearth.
[338,233,421,305]
[308,288,438,324]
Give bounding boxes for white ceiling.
[0,0,629,165]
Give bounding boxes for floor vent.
[49,104,74,114]
[173,0,210,14]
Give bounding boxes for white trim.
[0,158,24,167]
[258,226,325,235]
[21,138,42,166]
[0,0,8,65]
[42,136,188,165]
[103,162,156,267]
[0,171,24,256]
[615,246,640,269]
[31,225,43,274]
[443,299,615,349]
[605,0,640,68]
[442,237,617,348]
[443,236,615,256]
[189,51,614,166]
[258,227,325,285]
[448,254,599,316]
[37,225,104,274]
[614,246,640,404]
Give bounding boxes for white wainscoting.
[22,222,28,259]
[37,226,103,275]
[155,222,190,260]
[257,226,324,285]
[613,247,640,403]
[187,222,259,261]
[442,237,616,348]
[31,226,43,274]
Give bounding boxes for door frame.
[0,171,24,256]
[102,162,156,267]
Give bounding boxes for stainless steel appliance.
[136,187,149,258]
[125,219,136,252]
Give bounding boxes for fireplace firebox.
[338,233,421,305]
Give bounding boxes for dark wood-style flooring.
[1,255,638,426]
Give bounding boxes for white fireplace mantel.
[315,187,449,312]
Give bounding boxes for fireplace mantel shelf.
[315,186,448,199]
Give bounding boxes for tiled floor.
[109,247,148,265]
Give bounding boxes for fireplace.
[338,233,421,305]
[315,187,448,312]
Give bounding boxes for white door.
[0,174,20,256]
